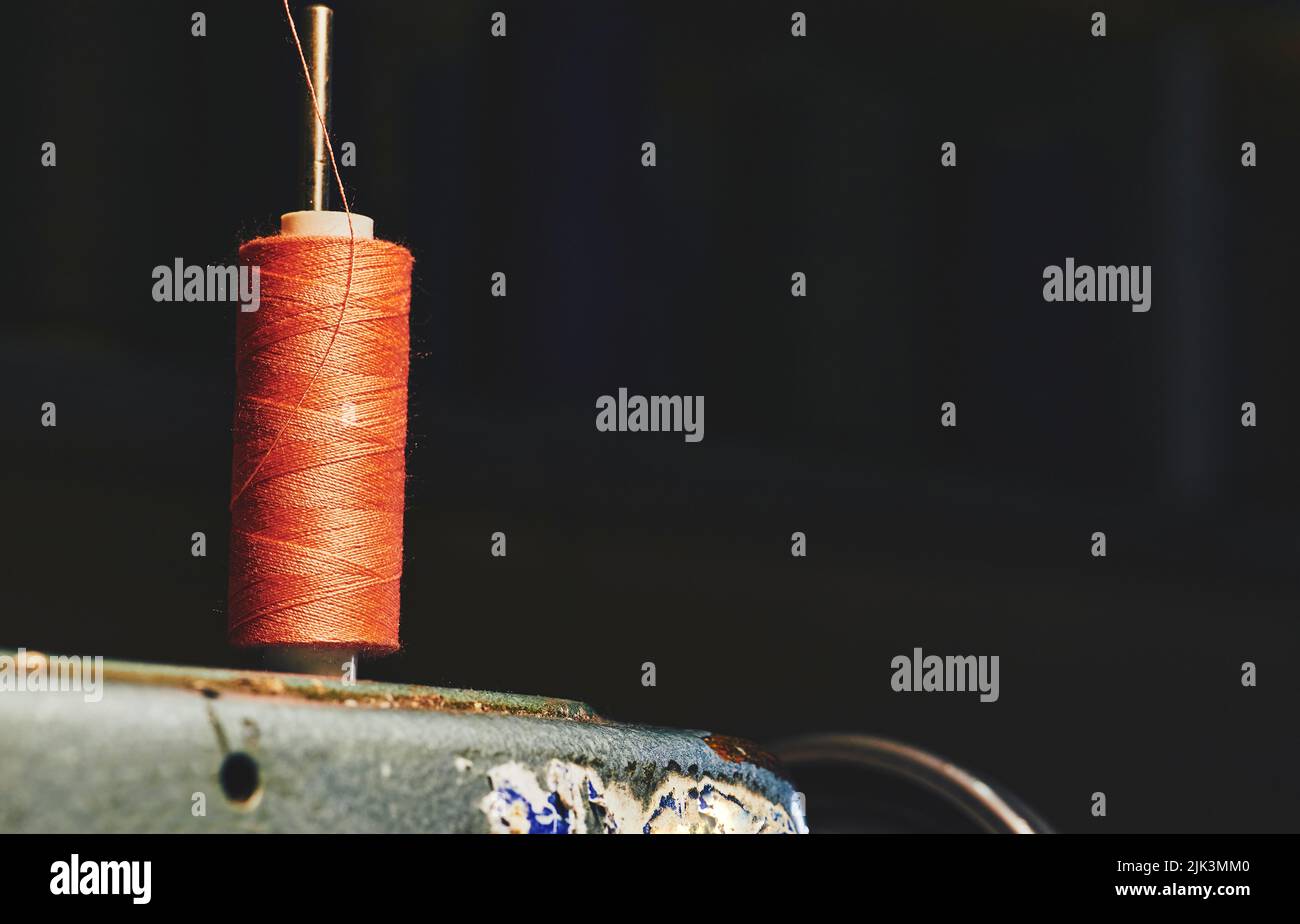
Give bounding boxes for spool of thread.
[228,3,412,660]
[228,217,413,655]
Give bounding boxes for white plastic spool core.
[280,210,374,239]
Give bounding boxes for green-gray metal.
[0,653,804,834]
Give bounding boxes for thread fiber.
[229,235,413,652]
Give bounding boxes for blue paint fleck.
[643,793,683,833]
[496,786,570,834]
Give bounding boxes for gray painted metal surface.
[0,654,804,834]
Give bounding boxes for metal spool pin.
[301,3,333,212]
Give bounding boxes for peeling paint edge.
[479,759,807,834]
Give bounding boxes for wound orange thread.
[229,236,413,653]
[227,1,411,653]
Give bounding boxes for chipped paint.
[479,759,804,834]
[480,761,582,833]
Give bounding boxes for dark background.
[4,0,1298,832]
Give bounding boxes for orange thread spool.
[227,1,412,656]
[229,235,413,653]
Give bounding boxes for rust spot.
[187,675,287,698]
[702,734,778,771]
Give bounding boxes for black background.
[4,0,1298,832]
